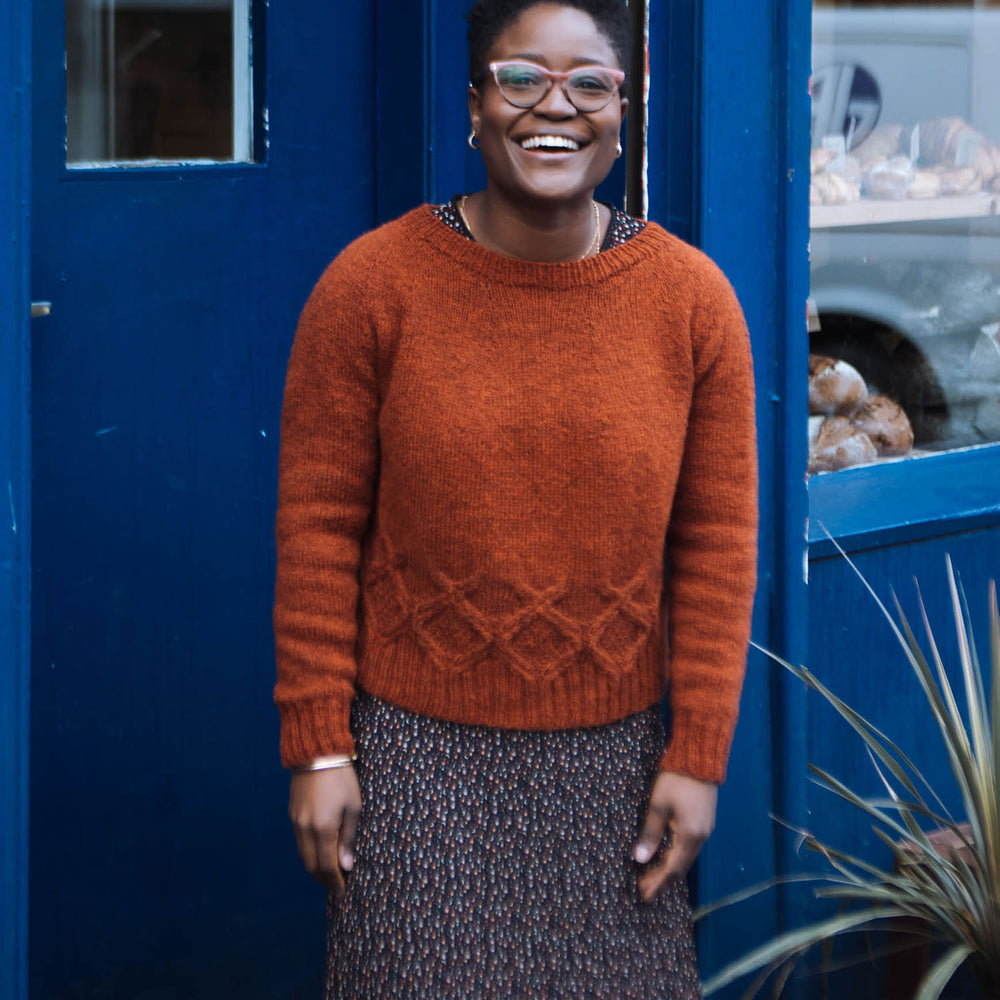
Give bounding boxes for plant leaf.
[701,907,908,996]
[914,943,972,1000]
[947,562,994,836]
[752,641,942,817]
[691,874,824,922]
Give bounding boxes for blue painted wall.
[19,0,812,995]
[18,0,1000,997]
[28,2,376,997]
[1,4,31,1000]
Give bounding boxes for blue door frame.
[5,0,813,996]
[642,0,813,979]
[1,2,31,999]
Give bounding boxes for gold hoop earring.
[615,141,623,158]
[468,130,481,150]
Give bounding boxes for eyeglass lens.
[494,64,618,112]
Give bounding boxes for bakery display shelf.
[811,192,1000,229]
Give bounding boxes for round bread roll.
[807,415,826,450]
[813,415,855,450]
[810,181,823,206]
[863,156,913,200]
[852,124,903,171]
[973,143,998,184]
[809,419,878,474]
[811,171,861,205]
[809,354,868,416]
[991,174,1000,194]
[852,395,914,456]
[933,166,982,196]
[909,170,942,199]
[811,147,837,175]
[918,117,976,166]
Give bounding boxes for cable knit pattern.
[274,205,758,783]
[362,534,661,680]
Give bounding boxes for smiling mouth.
[518,135,582,152]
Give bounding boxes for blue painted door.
[29,3,376,996]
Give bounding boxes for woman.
[273,1,758,997]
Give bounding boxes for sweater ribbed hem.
[356,632,666,734]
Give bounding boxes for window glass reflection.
[809,0,1000,474]
[66,0,250,164]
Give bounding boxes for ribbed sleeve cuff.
[659,707,737,785]
[278,697,355,770]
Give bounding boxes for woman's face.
[469,3,628,206]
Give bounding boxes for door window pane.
[808,1,1000,475]
[66,0,252,164]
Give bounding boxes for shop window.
[66,0,252,165]
[808,1,1000,475]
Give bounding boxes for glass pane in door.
[66,0,252,164]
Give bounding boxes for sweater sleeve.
[660,263,758,785]
[273,253,380,768]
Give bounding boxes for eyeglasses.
[479,60,625,113]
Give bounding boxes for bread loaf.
[852,395,914,456]
[933,165,983,196]
[812,171,861,205]
[918,117,976,166]
[863,156,913,199]
[909,170,942,199]
[811,148,837,175]
[808,418,878,473]
[852,124,903,171]
[809,354,868,415]
[973,143,999,184]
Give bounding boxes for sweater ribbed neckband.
[409,204,668,290]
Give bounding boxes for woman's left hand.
[633,771,719,902]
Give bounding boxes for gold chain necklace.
[456,196,601,260]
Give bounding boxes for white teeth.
[520,135,580,151]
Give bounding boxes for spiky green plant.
[697,555,1000,999]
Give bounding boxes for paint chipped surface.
[95,425,118,437]
[8,481,16,535]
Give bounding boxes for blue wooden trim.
[1,2,31,999]
[683,0,812,990]
[770,0,814,964]
[61,163,269,181]
[250,0,268,164]
[374,0,431,222]
[645,0,698,238]
[428,0,484,204]
[808,444,1000,556]
[657,0,814,988]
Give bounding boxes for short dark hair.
[467,0,633,97]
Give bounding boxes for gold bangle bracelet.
[293,754,357,773]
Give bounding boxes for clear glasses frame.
[481,60,626,113]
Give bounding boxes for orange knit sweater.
[274,206,758,784]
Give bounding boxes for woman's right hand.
[288,766,362,898]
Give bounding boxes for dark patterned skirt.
[326,693,701,1000]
